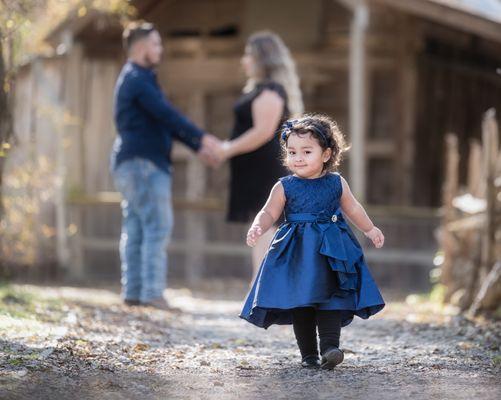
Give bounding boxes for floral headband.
[280,120,297,141]
[280,119,331,147]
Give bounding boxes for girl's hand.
[364,226,384,248]
[247,225,263,247]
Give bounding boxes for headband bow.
[280,119,297,141]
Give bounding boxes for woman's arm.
[223,89,284,159]
[247,182,286,247]
[339,176,384,248]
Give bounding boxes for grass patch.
[429,284,446,304]
[0,282,37,319]
[8,358,24,366]
[0,282,64,321]
[405,284,446,306]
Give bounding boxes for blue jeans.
[112,158,173,302]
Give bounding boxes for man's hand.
[198,134,223,167]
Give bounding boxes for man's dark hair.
[123,21,156,51]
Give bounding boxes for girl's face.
[241,45,258,79]
[285,132,332,179]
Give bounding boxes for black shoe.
[124,299,141,306]
[321,347,344,370]
[301,355,321,369]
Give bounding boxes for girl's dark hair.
[280,114,349,172]
[123,21,156,51]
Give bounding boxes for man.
[111,22,221,309]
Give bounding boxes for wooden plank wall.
[10,0,459,291]
[413,24,501,207]
[7,57,66,271]
[64,0,440,289]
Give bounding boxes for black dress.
[227,81,289,223]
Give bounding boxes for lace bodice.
[280,173,342,215]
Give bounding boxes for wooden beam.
[67,192,225,211]
[445,214,485,233]
[79,238,436,266]
[364,248,435,266]
[366,139,394,157]
[158,53,396,93]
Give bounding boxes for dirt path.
[0,284,500,399]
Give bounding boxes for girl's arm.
[222,90,284,159]
[339,176,385,248]
[247,182,286,247]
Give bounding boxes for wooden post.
[27,60,40,278]
[467,139,483,197]
[184,91,207,286]
[60,34,85,279]
[481,109,498,276]
[349,0,369,202]
[55,106,70,271]
[441,133,459,301]
[464,110,499,312]
[397,17,419,205]
[467,109,501,315]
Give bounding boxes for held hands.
[198,134,223,167]
[198,135,233,168]
[246,224,263,247]
[210,140,233,164]
[364,226,385,248]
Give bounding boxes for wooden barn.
[8,0,501,290]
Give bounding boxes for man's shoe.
[301,355,321,369]
[124,299,141,306]
[142,297,170,310]
[320,347,344,370]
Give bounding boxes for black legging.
[292,307,342,358]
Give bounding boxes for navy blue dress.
[240,173,385,328]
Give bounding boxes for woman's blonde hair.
[244,31,304,117]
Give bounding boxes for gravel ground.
[0,284,500,400]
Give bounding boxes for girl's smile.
[286,133,331,179]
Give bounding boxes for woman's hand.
[247,224,263,247]
[364,226,385,248]
[205,140,232,167]
[220,141,233,161]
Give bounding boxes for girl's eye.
[288,151,295,155]
[305,151,311,154]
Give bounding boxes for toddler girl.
[239,115,385,369]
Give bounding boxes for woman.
[219,31,304,276]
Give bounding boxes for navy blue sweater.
[111,62,205,173]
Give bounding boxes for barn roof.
[429,0,501,24]
[45,8,122,48]
[373,0,501,42]
[45,0,501,48]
